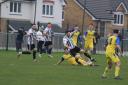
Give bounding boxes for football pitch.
[0,51,128,85]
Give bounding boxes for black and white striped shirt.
[63,35,75,50]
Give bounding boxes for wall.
[0,0,64,28]
[1,1,34,21]
[35,0,63,27]
[63,0,94,31]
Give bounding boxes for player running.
[83,23,96,61]
[102,29,122,80]
[43,23,54,58]
[27,24,38,62]
[16,28,25,58]
[36,26,46,57]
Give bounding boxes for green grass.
[0,50,128,85]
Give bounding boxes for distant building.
[0,0,66,32]
[63,0,128,37]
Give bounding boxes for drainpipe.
[0,3,1,32]
[33,0,37,24]
[6,20,9,51]
[81,0,86,34]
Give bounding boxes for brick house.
[63,0,128,37]
[0,0,66,32]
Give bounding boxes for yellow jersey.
[84,30,95,43]
[106,35,117,53]
[72,31,80,46]
[63,54,77,65]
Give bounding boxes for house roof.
[76,0,128,20]
[122,0,128,11]
[9,20,65,33]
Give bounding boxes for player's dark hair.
[65,29,72,34]
[47,22,51,25]
[113,29,119,34]
[65,30,69,33]
[31,23,36,26]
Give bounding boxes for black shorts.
[37,41,44,48]
[44,41,52,46]
[37,41,44,52]
[70,46,81,57]
[27,44,35,50]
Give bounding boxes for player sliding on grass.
[61,30,94,65]
[57,48,93,66]
[102,29,122,80]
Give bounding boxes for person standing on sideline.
[16,28,25,59]
[27,24,38,62]
[43,23,54,58]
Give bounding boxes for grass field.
[0,50,128,85]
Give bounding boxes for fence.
[0,32,65,51]
[0,32,128,55]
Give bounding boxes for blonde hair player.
[83,23,96,61]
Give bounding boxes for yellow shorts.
[84,42,93,50]
[67,57,78,65]
[63,54,78,65]
[106,52,120,63]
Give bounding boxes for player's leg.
[69,47,81,64]
[84,43,95,61]
[48,45,53,57]
[44,41,47,52]
[38,41,43,57]
[88,42,96,61]
[16,42,22,59]
[114,61,121,79]
[47,45,53,58]
[68,57,78,65]
[31,44,37,62]
[57,49,68,65]
[83,50,95,62]
[37,41,40,53]
[102,57,113,78]
[112,54,121,79]
[47,41,53,58]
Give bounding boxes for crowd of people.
[15,23,122,80]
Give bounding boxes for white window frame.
[10,1,22,15]
[42,3,54,17]
[113,12,124,26]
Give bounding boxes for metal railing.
[0,32,128,55]
[0,32,65,52]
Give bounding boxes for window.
[10,1,21,14]
[113,12,124,25]
[42,4,54,16]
